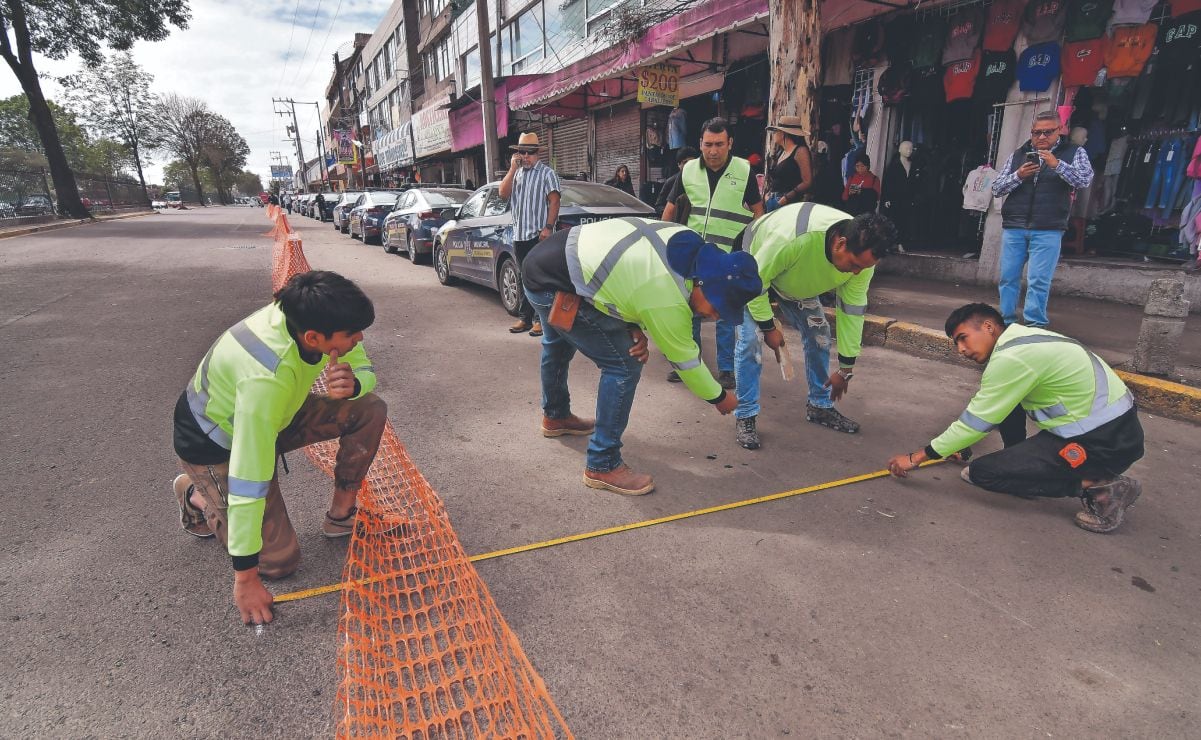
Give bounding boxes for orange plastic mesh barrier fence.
[265,209,572,739]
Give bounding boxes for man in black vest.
[991,110,1093,328]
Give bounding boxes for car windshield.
[559,183,649,209]
[369,192,400,206]
[420,190,469,206]
[339,192,363,204]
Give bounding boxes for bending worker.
[171,271,387,625]
[733,203,898,449]
[887,303,1144,534]
[661,117,765,389]
[520,217,762,496]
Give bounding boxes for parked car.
[333,191,364,233]
[312,194,334,221]
[17,194,54,216]
[294,194,310,217]
[0,201,15,218]
[434,181,655,315]
[381,187,471,263]
[348,191,402,244]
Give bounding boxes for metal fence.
[0,167,148,224]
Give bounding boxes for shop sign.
[413,95,453,159]
[333,129,357,165]
[269,165,293,179]
[636,62,680,107]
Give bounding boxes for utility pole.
[475,0,500,179]
[274,97,308,191]
[768,1,821,156]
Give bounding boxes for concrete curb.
[824,309,1201,425]
[0,209,157,240]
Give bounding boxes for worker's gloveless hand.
[714,392,738,415]
[824,371,850,402]
[762,326,785,351]
[325,349,356,400]
[234,571,274,625]
[886,453,917,478]
[627,328,649,363]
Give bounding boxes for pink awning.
[507,0,769,110]
[449,76,541,152]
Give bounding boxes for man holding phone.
[991,110,1093,329]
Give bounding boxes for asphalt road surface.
[2,207,1198,738]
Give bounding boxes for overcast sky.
[1,0,394,190]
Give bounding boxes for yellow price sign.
[637,62,680,107]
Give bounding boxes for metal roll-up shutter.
[593,102,641,187]
[547,117,589,179]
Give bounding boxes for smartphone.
[1025,151,1041,165]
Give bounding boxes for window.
[561,0,630,38]
[422,0,448,18]
[382,37,394,79]
[459,190,488,219]
[509,4,544,72]
[483,189,509,217]
[438,38,451,81]
[463,46,481,88]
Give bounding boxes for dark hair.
[676,146,699,163]
[274,270,375,336]
[701,117,731,137]
[614,165,629,179]
[779,132,807,148]
[943,303,1005,337]
[854,152,871,167]
[831,213,898,259]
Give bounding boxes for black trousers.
[968,406,1145,499]
[514,237,540,322]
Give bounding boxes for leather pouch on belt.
[547,291,581,332]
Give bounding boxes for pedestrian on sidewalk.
[655,147,698,218]
[733,204,897,449]
[763,115,813,212]
[521,220,760,495]
[841,153,881,216]
[662,118,766,390]
[314,192,325,221]
[887,302,1144,534]
[499,132,561,338]
[605,164,636,196]
[992,110,1094,327]
[170,271,387,625]
[284,193,293,214]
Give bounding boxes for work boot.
[735,416,761,450]
[717,370,737,390]
[509,319,532,333]
[583,464,655,495]
[1075,476,1142,533]
[806,404,860,434]
[666,370,682,383]
[541,414,595,438]
[529,321,543,337]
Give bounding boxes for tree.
[199,113,248,205]
[60,52,161,205]
[0,93,93,170]
[0,0,189,218]
[232,169,263,197]
[152,93,211,205]
[768,1,820,153]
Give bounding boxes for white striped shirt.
[512,160,561,241]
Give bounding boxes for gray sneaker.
[806,404,860,434]
[1075,476,1142,533]
[736,416,761,449]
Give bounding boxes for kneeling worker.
[734,203,898,449]
[887,303,1144,533]
[171,271,387,625]
[521,218,762,495]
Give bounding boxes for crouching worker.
[521,218,762,495]
[171,271,387,624]
[887,303,1144,533]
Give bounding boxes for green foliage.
[60,52,162,177]
[2,0,191,64]
[0,93,131,176]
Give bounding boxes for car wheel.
[406,234,421,264]
[383,229,396,253]
[434,242,456,285]
[498,257,523,317]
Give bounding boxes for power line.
[274,0,305,94]
[288,0,325,91]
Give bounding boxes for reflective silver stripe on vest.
[958,410,996,433]
[795,202,816,234]
[228,476,270,499]
[995,334,1133,438]
[706,208,754,225]
[186,341,233,449]
[230,321,282,373]
[567,219,685,301]
[670,357,703,372]
[837,298,867,316]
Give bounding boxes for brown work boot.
[509,319,532,333]
[541,414,595,438]
[1075,475,1142,533]
[583,464,655,495]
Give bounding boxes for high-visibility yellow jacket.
[682,156,755,251]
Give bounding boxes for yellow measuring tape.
[275,462,939,604]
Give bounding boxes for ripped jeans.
[734,297,833,420]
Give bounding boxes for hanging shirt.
[1061,37,1108,86]
[943,7,986,64]
[911,15,948,69]
[1018,42,1062,91]
[962,165,998,211]
[852,19,887,67]
[977,49,1018,102]
[1105,23,1157,77]
[823,27,855,86]
[1173,0,1201,16]
[1023,0,1070,45]
[1108,0,1158,27]
[1065,0,1115,42]
[985,0,1027,51]
[1159,11,1201,67]
[945,49,983,101]
[667,108,688,150]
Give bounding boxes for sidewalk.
[868,273,1201,387]
[0,208,156,239]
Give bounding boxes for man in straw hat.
[520,219,761,495]
[499,132,562,338]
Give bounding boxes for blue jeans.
[525,287,642,473]
[999,228,1062,327]
[734,298,832,419]
[692,315,735,372]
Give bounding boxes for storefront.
[373,121,415,186]
[412,94,456,185]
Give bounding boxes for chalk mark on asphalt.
[951,580,1033,628]
[1,290,79,329]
